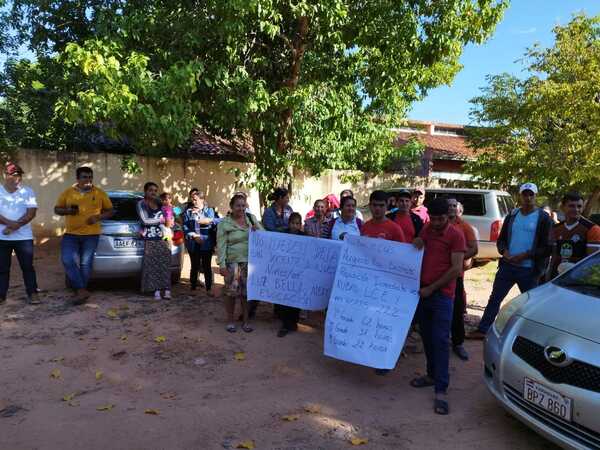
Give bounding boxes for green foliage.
[1,0,507,198]
[467,14,600,204]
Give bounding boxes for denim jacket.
[183,206,216,252]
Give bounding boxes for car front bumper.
[484,320,600,450]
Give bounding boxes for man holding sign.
[412,197,466,416]
[361,190,407,376]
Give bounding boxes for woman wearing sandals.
[216,193,262,333]
[137,182,173,300]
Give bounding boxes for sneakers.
[164,290,172,299]
[154,290,162,300]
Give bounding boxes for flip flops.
[410,376,435,388]
[226,323,237,333]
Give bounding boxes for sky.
[409,0,600,125]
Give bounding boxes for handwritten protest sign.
[324,235,423,369]
[247,231,342,310]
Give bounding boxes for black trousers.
[0,239,38,298]
[190,250,213,291]
[451,277,466,346]
[274,304,300,330]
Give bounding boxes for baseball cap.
[5,162,24,175]
[394,189,412,199]
[519,182,538,194]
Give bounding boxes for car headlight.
[493,292,530,336]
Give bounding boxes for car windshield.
[109,196,141,221]
[554,253,600,298]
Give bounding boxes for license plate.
[113,238,143,249]
[523,377,572,421]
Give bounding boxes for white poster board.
[247,230,342,310]
[324,235,423,369]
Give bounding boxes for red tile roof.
[185,128,254,161]
[394,131,475,160]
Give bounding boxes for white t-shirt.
[331,217,361,240]
[0,184,38,241]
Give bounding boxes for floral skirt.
[141,239,171,293]
[224,262,248,299]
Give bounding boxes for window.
[497,195,514,217]
[554,253,600,298]
[109,197,142,221]
[425,192,486,216]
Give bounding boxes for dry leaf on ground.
[154,336,166,343]
[304,404,321,414]
[234,352,245,361]
[236,440,255,449]
[50,357,64,363]
[50,369,61,379]
[68,401,80,407]
[96,404,115,411]
[62,393,77,402]
[120,335,128,341]
[281,414,300,422]
[160,392,177,400]
[350,437,368,446]
[107,309,118,318]
[95,371,103,380]
[144,408,160,415]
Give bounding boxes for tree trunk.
[275,15,309,156]
[584,187,600,217]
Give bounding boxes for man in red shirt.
[447,197,478,361]
[388,189,424,242]
[411,197,466,415]
[361,190,406,376]
[361,190,406,243]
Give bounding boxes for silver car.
[90,191,184,283]
[484,253,600,449]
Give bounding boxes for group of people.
[2,161,600,416]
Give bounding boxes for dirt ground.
[0,245,555,450]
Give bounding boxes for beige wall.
[13,148,429,239]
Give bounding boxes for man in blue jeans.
[0,162,40,304]
[467,182,553,339]
[411,197,466,415]
[54,167,113,305]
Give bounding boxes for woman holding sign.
[217,193,263,333]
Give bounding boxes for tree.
[2,1,507,201]
[467,14,600,213]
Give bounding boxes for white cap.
[519,182,538,194]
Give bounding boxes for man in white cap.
[467,182,552,339]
